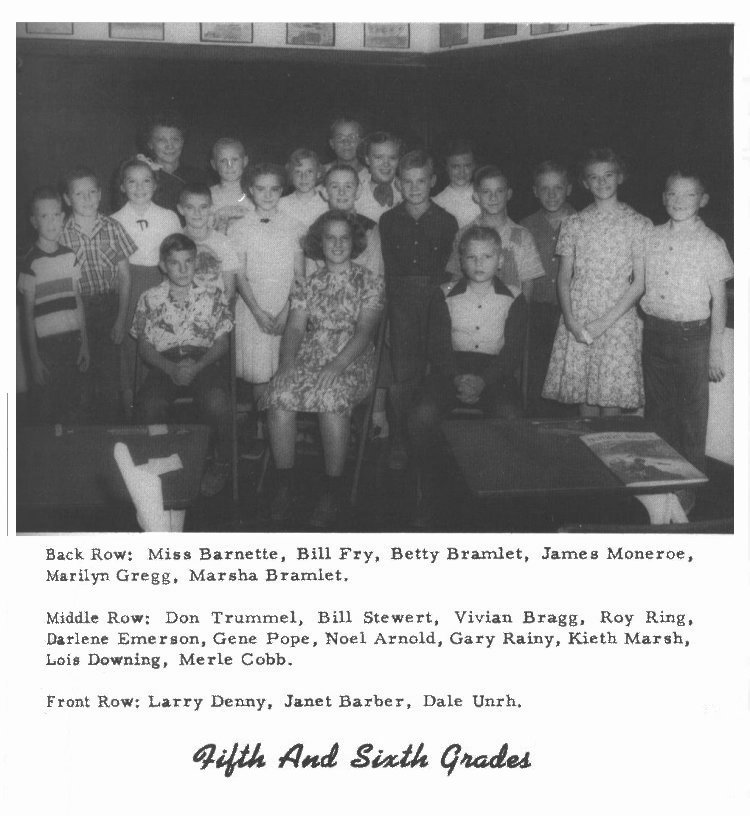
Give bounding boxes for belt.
[642,314,709,331]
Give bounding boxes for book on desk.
[579,432,707,489]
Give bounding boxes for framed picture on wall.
[484,24,518,39]
[286,24,335,47]
[530,24,570,36]
[25,23,74,36]
[200,23,253,44]
[439,23,469,48]
[109,23,165,41]
[364,23,410,49]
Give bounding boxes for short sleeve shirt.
[130,280,233,353]
[356,180,403,223]
[188,229,240,296]
[278,192,329,230]
[432,186,481,229]
[60,214,137,296]
[442,277,520,355]
[641,219,733,321]
[111,202,181,266]
[520,204,577,303]
[18,245,82,338]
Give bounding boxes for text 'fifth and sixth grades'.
[45,543,695,587]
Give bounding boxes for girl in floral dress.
[265,211,384,527]
[543,148,652,415]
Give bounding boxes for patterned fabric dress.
[228,210,304,383]
[542,202,652,408]
[265,261,385,414]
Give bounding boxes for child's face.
[65,177,101,218]
[461,239,501,283]
[178,193,212,232]
[250,174,284,212]
[322,220,353,266]
[148,126,184,167]
[366,141,399,184]
[325,169,359,212]
[446,153,475,188]
[121,165,156,207]
[212,144,247,183]
[474,176,512,216]
[533,171,571,214]
[663,176,708,223]
[161,249,196,290]
[399,166,435,207]
[31,198,65,244]
[582,161,622,201]
[330,122,361,163]
[291,158,318,194]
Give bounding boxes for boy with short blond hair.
[19,187,89,424]
[641,170,733,477]
[60,166,135,421]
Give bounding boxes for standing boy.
[60,167,135,421]
[520,160,577,415]
[18,187,89,424]
[356,131,403,223]
[379,150,458,467]
[131,233,234,497]
[641,170,733,486]
[322,117,370,185]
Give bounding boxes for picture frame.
[285,24,335,48]
[439,23,469,48]
[363,23,410,50]
[199,23,253,44]
[484,24,518,40]
[530,24,570,36]
[25,23,74,36]
[108,23,165,42]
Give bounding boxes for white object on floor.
[114,442,184,532]
[634,492,688,524]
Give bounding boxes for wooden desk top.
[441,416,702,499]
[17,424,211,511]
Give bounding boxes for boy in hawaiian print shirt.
[130,233,234,496]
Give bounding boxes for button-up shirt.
[641,218,733,321]
[379,202,458,284]
[60,214,137,296]
[444,277,519,355]
[520,204,577,303]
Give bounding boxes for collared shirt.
[520,204,577,303]
[186,228,240,296]
[18,245,82,338]
[130,280,233,353]
[111,202,181,266]
[641,218,734,321]
[443,277,520,355]
[380,202,458,283]
[446,217,545,289]
[61,214,137,296]
[356,179,403,223]
[432,185,481,228]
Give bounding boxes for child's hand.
[567,320,591,345]
[77,341,90,373]
[709,342,725,382]
[110,318,126,345]
[176,359,199,386]
[272,364,295,392]
[272,310,288,336]
[31,355,48,386]
[317,361,345,391]
[584,317,608,342]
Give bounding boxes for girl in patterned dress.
[227,164,304,407]
[265,211,385,528]
[543,148,652,415]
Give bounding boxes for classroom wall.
[16,24,733,251]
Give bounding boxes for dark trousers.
[642,314,710,472]
[82,292,121,423]
[31,331,85,425]
[135,349,232,461]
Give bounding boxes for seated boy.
[641,170,733,493]
[520,160,577,416]
[18,187,89,424]
[130,233,234,497]
[178,183,239,302]
[379,150,458,467]
[61,167,135,421]
[432,139,481,228]
[446,165,544,302]
[408,226,527,525]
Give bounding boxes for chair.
[255,314,388,506]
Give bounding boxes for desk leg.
[634,493,689,524]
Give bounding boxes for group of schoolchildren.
[18,111,733,528]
